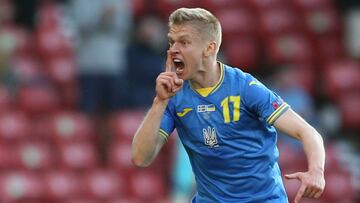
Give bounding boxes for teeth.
[173,59,182,63]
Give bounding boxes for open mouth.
[173,58,185,75]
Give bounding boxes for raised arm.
[274,109,325,203]
[131,51,183,167]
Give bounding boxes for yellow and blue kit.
[160,63,290,203]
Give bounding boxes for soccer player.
[132,8,325,203]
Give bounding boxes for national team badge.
[203,126,218,148]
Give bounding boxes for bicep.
[274,108,312,140]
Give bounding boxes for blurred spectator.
[126,15,167,108]
[13,0,39,31]
[0,0,19,93]
[68,0,132,162]
[345,9,360,59]
[69,0,132,114]
[269,65,319,146]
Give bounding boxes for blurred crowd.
[0,0,359,203]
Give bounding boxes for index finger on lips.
[165,50,172,72]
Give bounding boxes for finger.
[165,50,173,72]
[303,186,314,198]
[157,78,172,92]
[160,74,176,86]
[307,187,318,198]
[313,190,323,198]
[294,184,306,203]
[172,82,184,93]
[285,172,301,180]
[174,78,183,86]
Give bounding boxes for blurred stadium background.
[0,0,359,203]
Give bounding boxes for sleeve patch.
[159,129,170,142]
[266,103,290,125]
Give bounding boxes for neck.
[190,60,220,89]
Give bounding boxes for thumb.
[285,172,302,180]
[175,78,183,86]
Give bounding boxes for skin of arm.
[274,109,326,203]
[132,51,183,167]
[131,97,168,167]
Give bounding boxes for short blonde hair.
[169,8,222,52]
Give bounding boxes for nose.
[169,42,180,55]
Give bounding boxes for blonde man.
[132,8,325,203]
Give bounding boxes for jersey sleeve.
[243,76,290,125]
[159,103,176,142]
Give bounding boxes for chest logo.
[203,126,218,148]
[177,108,193,117]
[197,104,216,113]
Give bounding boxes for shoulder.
[222,63,258,86]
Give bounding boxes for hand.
[155,50,183,101]
[285,170,325,203]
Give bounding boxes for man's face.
[168,23,207,80]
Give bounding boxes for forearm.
[300,127,325,173]
[131,97,169,167]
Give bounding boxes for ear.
[204,41,217,57]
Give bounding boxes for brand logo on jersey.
[203,126,218,148]
[249,80,261,86]
[177,108,193,117]
[197,104,216,113]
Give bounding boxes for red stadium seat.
[249,0,289,11]
[35,26,73,59]
[338,94,360,130]
[323,59,360,102]
[216,8,256,42]
[108,141,134,172]
[313,35,345,65]
[0,171,44,201]
[44,170,81,200]
[50,112,95,144]
[0,142,16,169]
[58,141,99,170]
[17,84,60,115]
[153,0,197,19]
[16,142,54,170]
[82,169,124,200]
[278,142,307,172]
[128,171,166,201]
[37,1,62,29]
[44,56,76,85]
[265,34,314,65]
[323,171,357,202]
[0,111,30,142]
[293,0,334,11]
[132,0,147,19]
[35,2,73,59]
[66,199,98,203]
[301,199,326,203]
[302,8,341,37]
[111,110,145,142]
[12,54,44,83]
[223,37,259,71]
[257,7,304,37]
[198,0,249,12]
[108,198,140,203]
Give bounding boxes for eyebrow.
[168,34,192,41]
